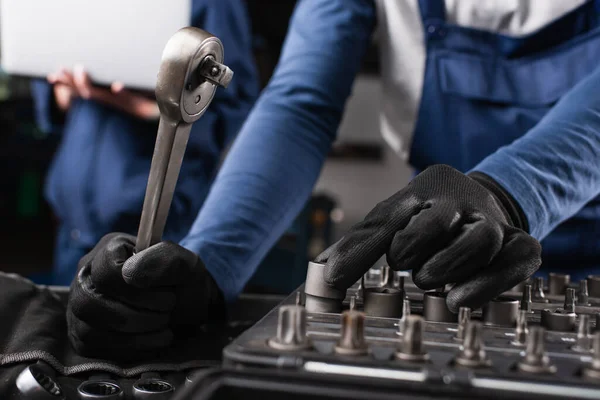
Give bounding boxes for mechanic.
[29,0,259,286]
[66,0,600,359]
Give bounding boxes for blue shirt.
[180,0,600,302]
[31,0,259,249]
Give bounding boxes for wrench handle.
[136,118,192,252]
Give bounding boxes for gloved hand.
[66,233,225,361]
[316,164,541,312]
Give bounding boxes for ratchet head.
[155,27,233,124]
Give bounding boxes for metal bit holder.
[268,294,312,351]
[454,321,491,368]
[517,327,556,374]
[520,284,534,313]
[511,310,529,346]
[136,27,233,252]
[454,307,471,342]
[395,315,429,362]
[578,279,590,306]
[532,277,548,303]
[335,308,369,356]
[572,314,592,353]
[582,332,600,380]
[397,298,411,336]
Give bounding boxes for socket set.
[220,263,600,400]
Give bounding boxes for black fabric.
[315,164,541,312]
[0,272,226,397]
[67,233,226,361]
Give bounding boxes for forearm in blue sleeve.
[472,65,600,240]
[180,0,376,301]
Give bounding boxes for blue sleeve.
[29,79,64,134]
[163,0,260,237]
[179,0,376,302]
[472,65,600,240]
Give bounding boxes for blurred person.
[65,0,600,359]
[29,0,259,286]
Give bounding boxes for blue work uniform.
[177,0,600,303]
[30,0,259,286]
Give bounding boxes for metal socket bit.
[548,273,570,295]
[423,291,458,323]
[395,315,429,362]
[304,261,345,313]
[520,285,534,313]
[397,298,412,335]
[357,275,365,301]
[454,307,471,342]
[540,308,576,332]
[268,305,312,351]
[364,287,404,318]
[335,309,369,355]
[511,310,529,346]
[455,321,491,368]
[588,275,600,298]
[16,363,64,400]
[380,265,392,287]
[579,280,590,306]
[564,288,576,314]
[572,314,592,353]
[482,296,519,327]
[532,277,548,303]
[517,327,556,374]
[394,272,410,298]
[582,332,600,380]
[349,295,357,311]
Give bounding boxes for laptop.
[0,0,191,90]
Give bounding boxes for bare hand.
[47,65,159,120]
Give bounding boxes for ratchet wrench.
[136,27,233,252]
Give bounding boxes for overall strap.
[417,0,446,24]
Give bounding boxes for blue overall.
[412,0,600,280]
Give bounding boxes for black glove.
[66,233,225,361]
[316,164,541,312]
